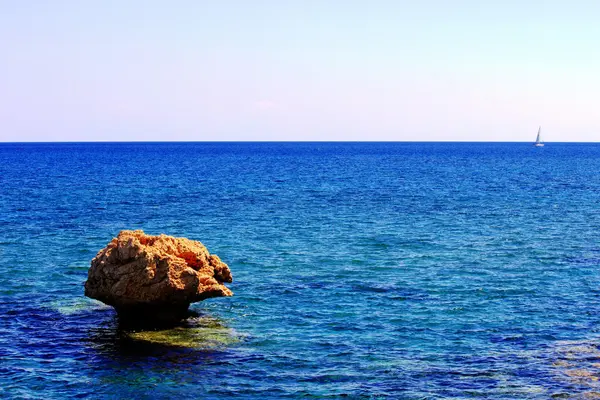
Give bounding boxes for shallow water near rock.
[2,142,600,398]
[126,315,242,349]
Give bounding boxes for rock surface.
[84,230,232,324]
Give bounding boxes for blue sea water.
[2,142,600,399]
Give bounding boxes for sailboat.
[534,126,544,147]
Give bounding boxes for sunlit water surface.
[2,142,600,398]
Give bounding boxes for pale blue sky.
[1,1,599,141]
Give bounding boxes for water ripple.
[2,142,600,398]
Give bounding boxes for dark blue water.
[2,142,600,398]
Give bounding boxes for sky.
[1,1,599,142]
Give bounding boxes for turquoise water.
[2,142,600,398]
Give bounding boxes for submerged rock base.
[84,230,233,325]
[114,304,193,328]
[126,315,241,349]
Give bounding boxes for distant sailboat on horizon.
[534,126,544,147]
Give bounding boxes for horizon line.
[0,140,598,144]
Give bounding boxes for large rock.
[84,230,232,324]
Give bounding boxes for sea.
[1,142,600,399]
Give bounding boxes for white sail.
[534,126,544,147]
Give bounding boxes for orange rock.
[84,230,232,324]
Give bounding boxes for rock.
[84,230,232,325]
